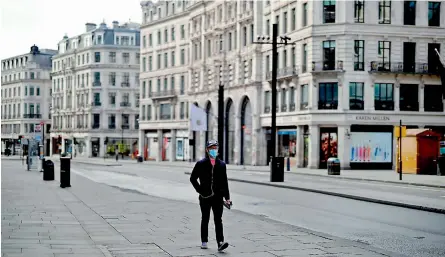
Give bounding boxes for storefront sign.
[352,115,391,121]
[350,132,392,163]
[297,115,311,121]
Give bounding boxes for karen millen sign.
[352,115,391,121]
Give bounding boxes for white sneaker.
[201,242,208,249]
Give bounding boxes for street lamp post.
[253,23,294,182]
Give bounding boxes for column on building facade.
[419,81,425,112]
[85,136,91,157]
[295,82,301,111]
[138,129,144,157]
[394,80,400,111]
[234,113,241,165]
[365,80,375,111]
[296,125,304,168]
[309,79,318,110]
[49,137,53,156]
[337,125,351,170]
[337,77,345,110]
[170,129,176,162]
[307,125,320,169]
[156,129,162,162]
[100,136,105,158]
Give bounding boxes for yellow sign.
[394,126,407,138]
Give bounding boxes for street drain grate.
[98,244,170,257]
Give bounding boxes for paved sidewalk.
[1,160,399,257]
[66,156,445,188]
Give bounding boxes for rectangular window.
[94,52,100,63]
[160,103,172,120]
[266,55,270,74]
[109,52,116,63]
[149,80,152,97]
[164,53,168,68]
[323,40,336,70]
[291,8,296,30]
[303,3,308,26]
[148,56,152,71]
[149,34,153,46]
[318,83,338,109]
[403,42,416,73]
[404,1,416,25]
[289,87,296,111]
[180,49,185,65]
[164,29,168,43]
[171,27,175,41]
[143,35,146,48]
[250,24,254,43]
[123,53,130,64]
[266,19,270,35]
[36,87,40,96]
[147,105,152,120]
[142,57,147,72]
[424,85,444,112]
[30,87,34,96]
[264,91,271,113]
[349,82,364,110]
[428,2,441,27]
[180,102,185,119]
[291,47,296,68]
[94,72,101,86]
[109,72,116,86]
[354,0,365,23]
[171,51,176,67]
[428,43,441,74]
[171,76,175,91]
[164,78,168,91]
[302,44,307,73]
[142,81,146,99]
[157,79,161,92]
[181,25,185,39]
[281,88,287,112]
[157,30,161,45]
[354,40,364,71]
[378,41,391,71]
[283,49,287,68]
[323,0,336,24]
[157,54,161,69]
[300,84,308,110]
[374,83,394,110]
[275,15,280,33]
[379,0,391,24]
[243,27,247,47]
[180,75,185,94]
[400,84,419,111]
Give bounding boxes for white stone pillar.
[86,136,91,157]
[394,82,400,111]
[234,114,241,165]
[170,129,176,162]
[100,136,105,158]
[309,79,318,110]
[296,125,304,168]
[138,129,144,158]
[419,83,424,112]
[156,129,162,162]
[337,125,351,170]
[307,125,319,169]
[49,137,53,156]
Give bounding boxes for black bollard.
[60,157,71,188]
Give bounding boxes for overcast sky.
[0,0,143,60]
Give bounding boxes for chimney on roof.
[112,21,119,28]
[85,23,97,32]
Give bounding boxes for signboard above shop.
[348,115,392,122]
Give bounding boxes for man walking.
[190,140,231,252]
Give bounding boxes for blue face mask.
[208,149,218,159]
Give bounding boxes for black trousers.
[199,195,224,243]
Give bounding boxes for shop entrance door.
[319,128,338,169]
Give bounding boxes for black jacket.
[190,157,230,200]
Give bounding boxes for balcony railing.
[318,101,338,110]
[151,90,176,99]
[121,82,130,87]
[400,101,419,111]
[312,60,343,72]
[160,114,171,120]
[281,105,287,112]
[374,100,394,111]
[300,103,309,110]
[264,106,271,113]
[93,81,101,87]
[23,114,42,118]
[349,100,364,110]
[266,66,299,80]
[425,103,444,112]
[120,102,131,107]
[289,103,296,111]
[369,62,438,74]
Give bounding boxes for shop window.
[278,129,296,157]
[264,91,271,113]
[379,0,391,24]
[374,83,394,110]
[300,84,308,110]
[323,40,336,70]
[349,82,364,110]
[428,2,441,27]
[318,83,338,109]
[404,1,416,25]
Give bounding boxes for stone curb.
[52,158,445,189]
[184,172,445,215]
